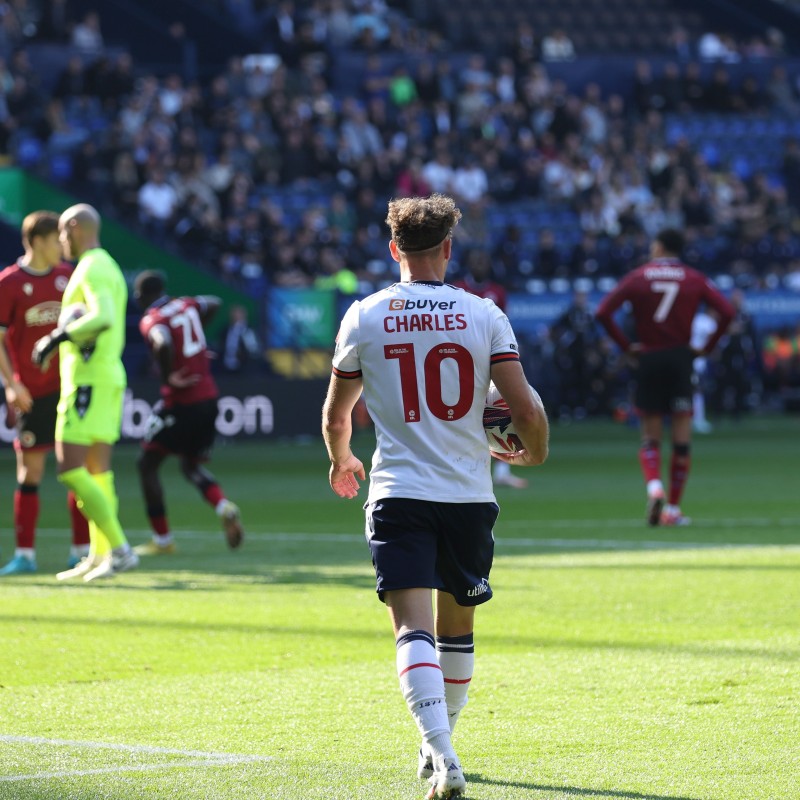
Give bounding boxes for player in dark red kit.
[595,229,735,526]
[0,211,90,574]
[133,271,243,554]
[454,251,527,489]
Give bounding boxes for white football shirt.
[332,281,520,504]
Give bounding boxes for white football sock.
[436,634,474,733]
[396,629,455,761]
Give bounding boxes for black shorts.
[142,398,218,460]
[14,390,59,452]
[365,497,499,607]
[635,347,694,415]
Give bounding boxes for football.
[483,381,524,454]
[58,302,87,328]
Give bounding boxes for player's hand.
[5,381,33,414]
[329,453,366,499]
[490,449,540,467]
[167,366,201,388]
[626,342,643,367]
[32,328,69,369]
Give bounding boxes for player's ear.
[442,239,452,261]
[389,240,401,263]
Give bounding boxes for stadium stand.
[1,0,799,412]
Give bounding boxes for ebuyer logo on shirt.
[388,299,457,311]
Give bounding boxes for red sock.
[14,485,39,549]
[202,483,225,508]
[638,441,661,484]
[68,491,91,546]
[149,514,170,536]
[669,444,691,506]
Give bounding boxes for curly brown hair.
[385,194,462,254]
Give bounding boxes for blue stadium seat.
[48,153,73,183]
[16,137,43,167]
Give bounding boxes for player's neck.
[19,254,54,274]
[77,241,101,258]
[400,262,447,283]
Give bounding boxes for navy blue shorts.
[364,498,499,606]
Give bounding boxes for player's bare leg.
[0,449,46,575]
[135,449,176,555]
[179,458,243,549]
[639,413,665,526]
[663,414,692,526]
[387,588,466,799]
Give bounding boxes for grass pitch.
[0,417,798,799]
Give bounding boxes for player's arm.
[148,324,199,389]
[490,359,549,466]
[0,327,33,413]
[595,284,633,352]
[195,295,222,325]
[32,269,117,365]
[698,284,735,355]
[322,374,366,499]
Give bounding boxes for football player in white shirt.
[690,310,718,434]
[323,194,549,799]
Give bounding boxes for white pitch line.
[0,760,260,783]
[0,735,269,760]
[0,735,271,783]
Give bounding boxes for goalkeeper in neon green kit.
[33,204,138,581]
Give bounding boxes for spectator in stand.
[716,289,758,418]
[395,157,432,198]
[551,291,600,420]
[541,30,575,62]
[422,148,454,195]
[138,168,179,241]
[71,11,104,55]
[220,305,261,373]
[450,155,488,208]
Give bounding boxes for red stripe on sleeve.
[491,352,520,363]
[332,367,363,379]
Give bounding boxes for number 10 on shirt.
[384,342,475,423]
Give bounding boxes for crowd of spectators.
[1,3,800,299]
[0,2,799,412]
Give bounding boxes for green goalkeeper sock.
[58,468,127,552]
[93,471,127,550]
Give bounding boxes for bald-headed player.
[32,204,139,581]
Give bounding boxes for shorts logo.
[75,386,92,419]
[55,275,68,291]
[466,578,490,598]
[389,299,405,310]
[19,430,36,448]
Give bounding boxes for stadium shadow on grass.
[467,775,703,800]
[2,611,796,662]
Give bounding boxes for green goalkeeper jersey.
[59,247,127,393]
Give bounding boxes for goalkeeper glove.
[32,327,70,367]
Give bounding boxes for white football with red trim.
[483,381,524,454]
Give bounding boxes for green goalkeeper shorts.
[56,384,124,446]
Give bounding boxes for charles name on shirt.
[383,295,467,333]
